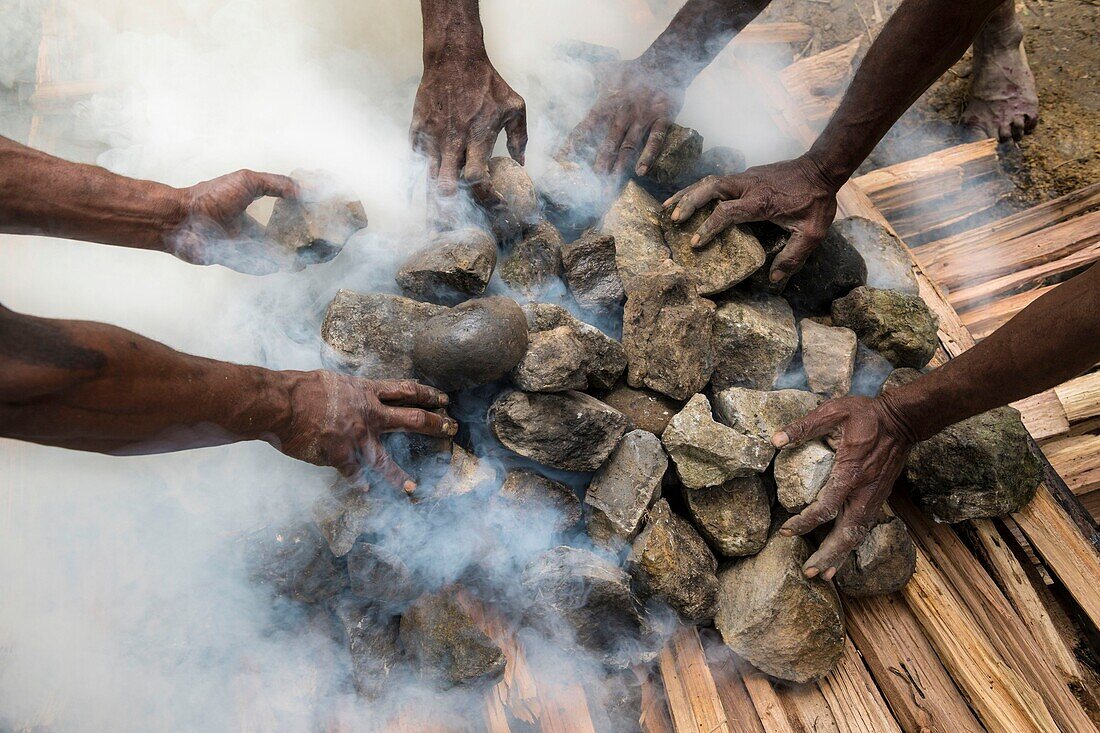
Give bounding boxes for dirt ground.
[762,0,1099,206]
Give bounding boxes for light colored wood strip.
[641,668,677,733]
[1012,389,1071,441]
[780,681,841,733]
[1044,434,1100,497]
[852,139,999,213]
[659,626,731,733]
[959,285,1053,339]
[734,22,813,45]
[740,670,798,733]
[817,639,903,733]
[484,687,512,733]
[1054,371,1100,424]
[778,37,861,124]
[888,176,1015,242]
[946,241,1100,312]
[703,641,766,733]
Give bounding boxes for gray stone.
[488,390,628,472]
[538,160,607,230]
[400,589,506,687]
[560,229,625,311]
[713,387,823,442]
[711,291,798,391]
[684,475,770,557]
[585,429,667,544]
[832,286,939,369]
[500,218,564,297]
[601,181,671,292]
[837,516,916,597]
[411,296,529,391]
[784,223,867,313]
[321,290,444,378]
[396,228,497,305]
[629,499,719,622]
[662,394,774,489]
[498,469,583,531]
[714,532,844,683]
[623,260,715,400]
[514,303,626,392]
[312,480,377,557]
[830,217,918,295]
[267,169,367,267]
[851,344,896,397]
[247,522,346,604]
[346,539,418,608]
[601,384,684,436]
[800,319,858,398]
[774,440,835,512]
[433,444,497,498]
[334,600,401,700]
[660,202,766,296]
[489,156,540,227]
[646,124,703,187]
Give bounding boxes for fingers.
[463,138,503,207]
[613,122,648,177]
[635,118,670,176]
[436,143,465,197]
[802,510,874,579]
[373,379,449,407]
[1009,118,1026,142]
[768,226,826,283]
[773,402,844,449]
[595,113,630,175]
[504,103,528,165]
[360,439,417,495]
[559,107,604,162]
[691,199,760,248]
[377,405,457,438]
[665,175,743,223]
[780,458,863,537]
[242,170,297,200]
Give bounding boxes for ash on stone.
[321,290,443,378]
[247,521,346,605]
[585,429,667,544]
[334,599,402,700]
[513,303,626,392]
[774,440,835,512]
[600,181,670,293]
[662,394,774,489]
[560,229,625,311]
[312,480,377,557]
[347,538,419,609]
[684,475,770,557]
[400,589,506,688]
[713,387,822,442]
[601,384,684,437]
[659,202,765,296]
[832,286,939,369]
[645,124,703,187]
[629,499,719,622]
[800,318,858,398]
[499,218,564,298]
[498,469,583,531]
[267,169,367,268]
[836,516,916,597]
[396,227,497,306]
[711,291,798,391]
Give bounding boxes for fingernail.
[690,234,701,246]
[823,567,837,581]
[403,480,417,495]
[438,393,450,405]
[445,420,458,435]
[772,431,790,448]
[769,269,786,283]
[637,164,648,176]
[778,527,793,537]
[804,566,820,578]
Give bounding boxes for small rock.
[645,124,703,187]
[560,229,625,311]
[488,390,628,472]
[321,290,444,378]
[334,600,402,699]
[784,223,867,313]
[660,202,765,296]
[346,539,419,608]
[396,228,497,305]
[831,286,939,369]
[629,499,719,622]
[400,589,506,687]
[267,169,367,267]
[800,319,858,397]
[500,219,564,297]
[775,440,835,512]
[713,387,822,442]
[600,181,671,292]
[684,475,770,557]
[830,217,918,295]
[434,443,497,498]
[623,260,715,400]
[601,384,684,436]
[489,156,540,227]
[836,516,916,597]
[538,160,607,231]
[585,429,667,544]
[662,394,774,489]
[714,532,844,683]
[711,291,798,391]
[312,480,377,557]
[514,303,627,392]
[411,296,529,391]
[851,344,896,397]
[498,469,583,531]
[247,522,346,604]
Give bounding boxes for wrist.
[636,48,697,89]
[799,150,849,195]
[152,184,191,250]
[231,366,295,444]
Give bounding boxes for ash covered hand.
[663,155,839,283]
[771,395,916,579]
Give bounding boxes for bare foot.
[962,8,1039,142]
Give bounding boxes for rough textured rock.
[713,387,822,442]
[321,290,443,377]
[489,156,540,227]
[629,499,719,621]
[335,600,402,699]
[800,319,858,398]
[830,217,918,295]
[837,517,916,597]
[684,475,770,557]
[400,589,506,687]
[346,539,418,608]
[498,469,583,531]
[601,384,683,436]
[267,170,367,267]
[411,297,529,390]
[396,228,497,305]
[662,394,774,489]
[774,440,835,512]
[560,229,626,311]
[832,286,939,369]
[906,405,1042,522]
[601,181,671,291]
[488,390,628,471]
[312,481,377,557]
[714,532,845,683]
[711,291,798,391]
[659,202,766,296]
[538,160,607,230]
[522,546,647,668]
[247,522,346,604]
[514,303,626,392]
[784,223,867,313]
[500,218,564,297]
[622,260,715,400]
[434,444,497,498]
[585,430,667,544]
[646,124,703,187]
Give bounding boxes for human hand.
[410,50,527,204]
[772,394,917,579]
[272,373,457,495]
[560,58,685,177]
[662,155,840,282]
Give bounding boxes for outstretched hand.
[772,395,917,579]
[663,155,840,282]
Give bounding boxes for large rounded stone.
[601,384,684,436]
[684,475,770,557]
[490,156,540,226]
[784,223,867,313]
[832,286,939,369]
[829,216,918,295]
[629,499,719,622]
[321,290,444,378]
[411,297,529,391]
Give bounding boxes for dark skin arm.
[0,304,457,493]
[411,0,526,204]
[771,263,1100,578]
[0,136,305,274]
[666,0,1008,281]
[563,0,772,176]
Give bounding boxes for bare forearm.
[883,264,1100,440]
[0,136,185,251]
[641,0,772,84]
[421,0,485,60]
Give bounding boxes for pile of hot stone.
[249,125,1043,708]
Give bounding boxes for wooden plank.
[1044,434,1100,497]
[780,681,841,733]
[852,139,1000,214]
[658,626,731,733]
[946,240,1100,311]
[1054,371,1100,424]
[887,177,1014,242]
[778,37,861,124]
[641,669,677,733]
[704,641,766,733]
[1012,389,1071,441]
[740,670,798,733]
[817,639,903,733]
[734,22,813,45]
[959,285,1053,339]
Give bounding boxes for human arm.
[563,0,772,176]
[0,304,456,492]
[665,0,1008,282]
[772,263,1100,578]
[410,0,526,204]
